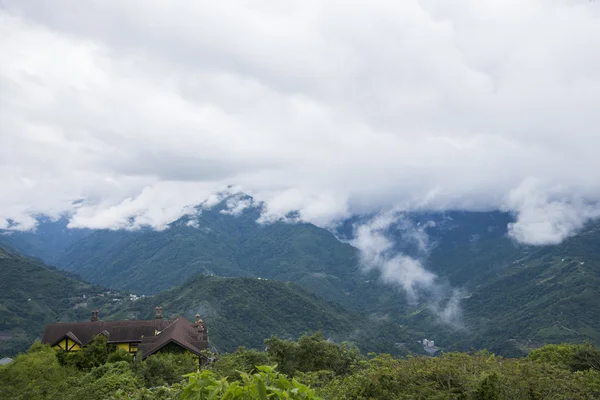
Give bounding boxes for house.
[41,307,208,359]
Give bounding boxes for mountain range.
[1,197,599,358]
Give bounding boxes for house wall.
[54,338,81,351]
[115,343,139,353]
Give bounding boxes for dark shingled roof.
[42,316,208,359]
[138,316,209,358]
[64,331,82,345]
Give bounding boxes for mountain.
[0,216,92,264]
[105,274,417,354]
[51,203,386,312]
[399,220,600,356]
[0,247,125,356]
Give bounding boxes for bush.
[211,346,271,380]
[133,352,198,387]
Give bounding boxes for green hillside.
[107,274,417,354]
[0,247,133,356]
[400,221,600,356]
[0,247,417,356]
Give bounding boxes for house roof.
[41,316,208,358]
[42,319,173,347]
[137,316,208,359]
[64,331,83,345]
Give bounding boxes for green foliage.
[528,343,581,370]
[180,365,322,400]
[317,351,600,400]
[57,334,109,371]
[265,332,360,376]
[3,339,600,399]
[132,352,198,387]
[64,361,141,400]
[211,347,271,380]
[570,343,600,372]
[107,348,134,364]
[0,342,74,400]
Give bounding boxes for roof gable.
[138,317,208,359]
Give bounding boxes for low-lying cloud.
[351,212,463,326]
[2,1,600,245]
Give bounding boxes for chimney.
[155,306,163,319]
[91,309,99,322]
[195,314,204,332]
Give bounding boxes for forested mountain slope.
[52,204,381,311]
[0,247,121,355]
[400,221,600,356]
[106,274,417,354]
[0,248,417,357]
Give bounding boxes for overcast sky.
[2,0,600,245]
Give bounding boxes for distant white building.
[422,338,439,355]
[0,357,13,365]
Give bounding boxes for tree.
[0,342,74,400]
[265,332,360,376]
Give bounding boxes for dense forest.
[1,333,600,399]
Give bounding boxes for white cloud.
[505,178,600,245]
[220,193,256,216]
[351,212,436,301]
[1,1,600,243]
[351,211,463,326]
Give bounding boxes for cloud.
[220,193,256,216]
[505,178,600,245]
[351,212,436,301]
[351,211,463,326]
[1,1,600,243]
[428,289,464,329]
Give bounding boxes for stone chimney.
[195,314,204,332]
[90,309,99,322]
[155,306,163,319]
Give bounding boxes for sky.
[2,0,600,246]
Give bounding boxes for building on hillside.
[0,357,13,365]
[41,307,209,360]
